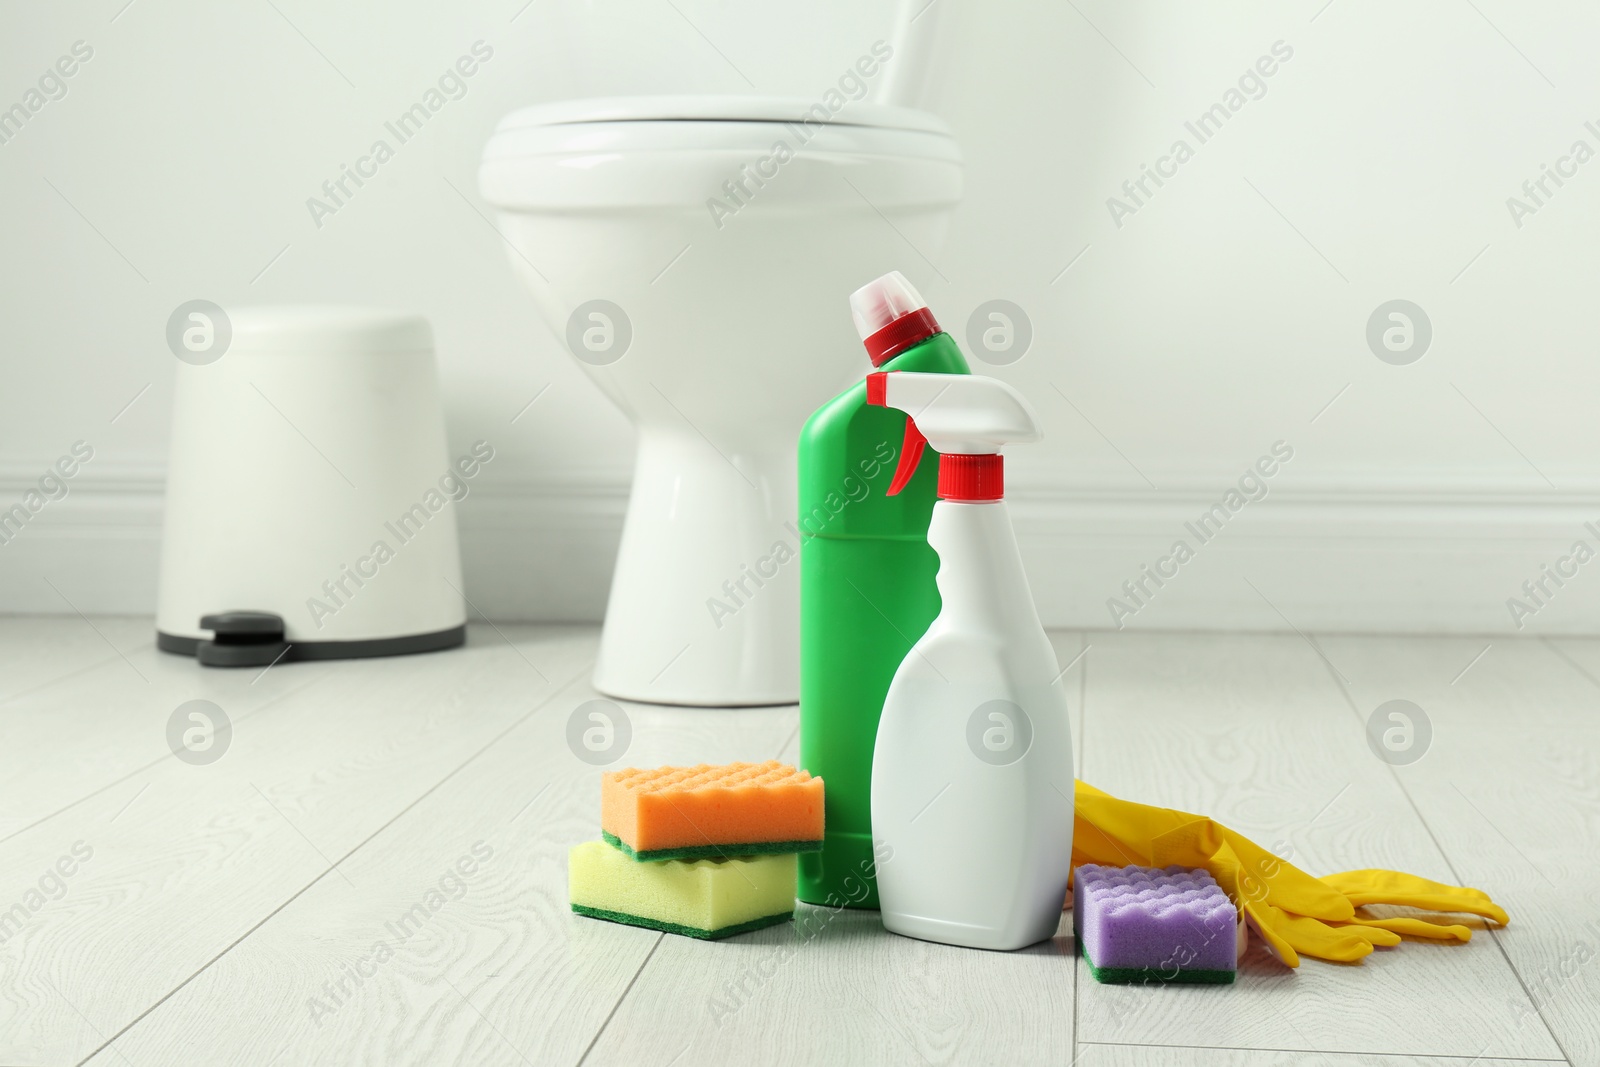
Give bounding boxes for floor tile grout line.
[2,625,593,850]
[574,933,664,1067]
[73,657,595,1067]
[0,639,156,708]
[1078,1037,1568,1061]
[1536,635,1600,692]
[0,668,332,849]
[773,720,800,761]
[1310,633,1575,1067]
[1410,803,1573,1066]
[1073,625,1549,641]
[1071,630,1086,1063]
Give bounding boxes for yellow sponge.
[568,840,796,939]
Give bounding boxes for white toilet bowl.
[479,95,961,705]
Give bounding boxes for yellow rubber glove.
[1070,781,1508,967]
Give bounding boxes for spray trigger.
[887,418,926,496]
[867,371,930,497]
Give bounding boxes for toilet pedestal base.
[592,434,800,708]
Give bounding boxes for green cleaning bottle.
[797,271,969,909]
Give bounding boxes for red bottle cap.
[850,272,941,367]
[862,308,941,366]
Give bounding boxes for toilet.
[478,15,961,706]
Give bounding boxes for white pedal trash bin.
[156,305,468,667]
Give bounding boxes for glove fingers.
[1343,915,1473,943]
[1320,870,1509,926]
[1321,868,1492,901]
[1378,894,1508,926]
[1243,901,1403,963]
[1277,911,1384,962]
[1324,920,1401,948]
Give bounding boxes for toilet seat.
[480,94,960,209]
[492,94,953,134]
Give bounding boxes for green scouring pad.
[1081,942,1237,985]
[601,830,821,863]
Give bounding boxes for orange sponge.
[602,761,824,861]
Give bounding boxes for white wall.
[4,0,1600,634]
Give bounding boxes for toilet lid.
[494,95,952,136]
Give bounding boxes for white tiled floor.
[1,619,1595,1066]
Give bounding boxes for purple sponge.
[1074,864,1239,984]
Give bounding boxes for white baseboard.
[3,464,1598,635]
[1008,481,1600,635]
[0,464,625,623]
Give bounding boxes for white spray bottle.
[865,370,1073,951]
